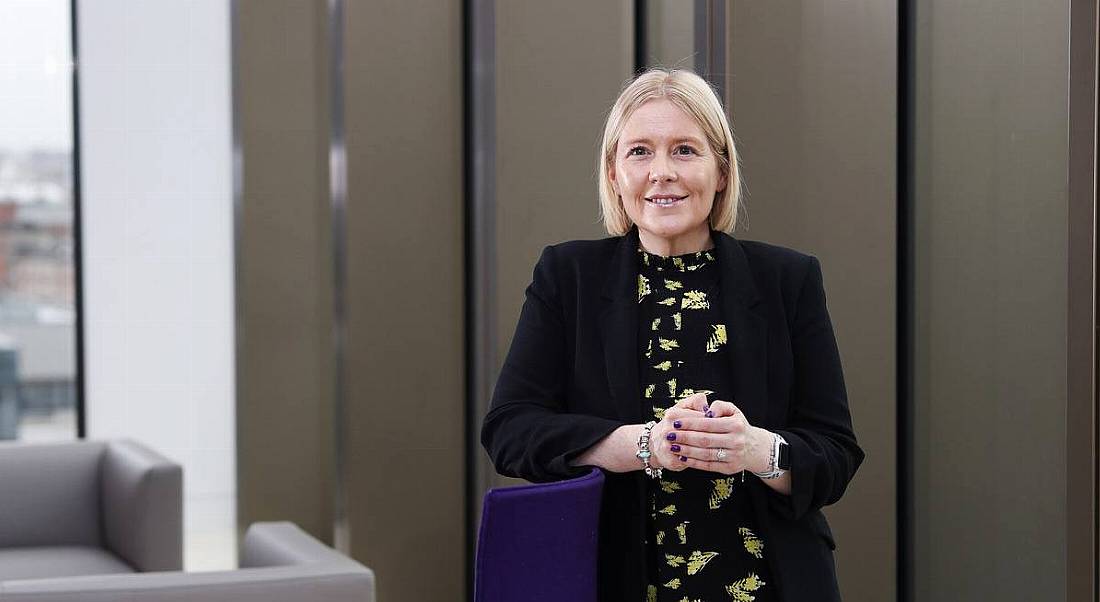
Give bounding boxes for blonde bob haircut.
[597,68,742,236]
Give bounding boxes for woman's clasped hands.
[647,392,772,476]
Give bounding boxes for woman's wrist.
[747,426,776,474]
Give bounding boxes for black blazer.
[481,226,864,602]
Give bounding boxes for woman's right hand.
[648,393,709,472]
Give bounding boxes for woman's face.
[610,98,726,253]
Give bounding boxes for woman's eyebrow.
[622,136,706,146]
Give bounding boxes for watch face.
[777,441,791,470]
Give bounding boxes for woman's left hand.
[663,398,774,475]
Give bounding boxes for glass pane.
[0,0,77,441]
[911,1,1068,599]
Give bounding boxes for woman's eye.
[628,146,648,156]
[675,145,697,155]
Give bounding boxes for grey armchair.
[0,522,377,602]
[0,439,183,582]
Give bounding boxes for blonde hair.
[597,68,742,235]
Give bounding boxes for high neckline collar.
[637,244,717,272]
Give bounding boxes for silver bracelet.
[636,421,662,479]
[751,433,788,480]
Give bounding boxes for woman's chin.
[637,217,708,241]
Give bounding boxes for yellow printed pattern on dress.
[667,378,677,396]
[739,527,764,559]
[647,584,657,602]
[652,317,661,330]
[664,278,683,290]
[658,337,679,351]
[665,554,685,568]
[726,574,766,602]
[706,324,727,353]
[709,477,735,509]
[646,339,653,359]
[659,504,677,516]
[677,598,703,602]
[675,521,690,544]
[656,530,665,545]
[658,297,677,306]
[652,406,665,420]
[682,290,709,309]
[654,360,672,371]
[645,384,656,398]
[672,257,685,271]
[673,312,682,330]
[685,550,719,575]
[663,578,682,590]
[659,480,681,493]
[638,274,652,303]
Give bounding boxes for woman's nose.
[649,153,677,182]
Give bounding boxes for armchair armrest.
[241,522,357,569]
[0,564,376,602]
[100,439,183,572]
[0,522,376,602]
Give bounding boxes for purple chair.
[475,468,605,602]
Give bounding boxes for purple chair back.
[475,468,605,602]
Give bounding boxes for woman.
[481,68,863,602]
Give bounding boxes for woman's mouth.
[646,195,687,207]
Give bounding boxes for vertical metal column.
[1066,0,1098,597]
[634,0,648,73]
[693,0,726,100]
[465,0,496,596]
[897,1,914,601]
[327,0,350,554]
[70,0,87,439]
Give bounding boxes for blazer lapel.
[599,227,643,422]
[713,232,770,428]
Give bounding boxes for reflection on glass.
[0,0,76,441]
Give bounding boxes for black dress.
[636,244,775,602]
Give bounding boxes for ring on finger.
[715,448,728,462]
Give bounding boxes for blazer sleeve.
[770,256,865,521]
[480,245,626,483]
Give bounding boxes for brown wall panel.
[911,1,1069,599]
[235,0,335,544]
[488,0,636,489]
[727,3,897,600]
[344,1,466,601]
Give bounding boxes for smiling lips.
[646,194,688,207]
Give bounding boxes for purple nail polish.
[703,403,710,412]
[679,455,688,462]
[705,410,715,418]
[666,432,677,441]
[670,444,681,452]
[673,420,682,429]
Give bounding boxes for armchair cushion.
[0,546,132,581]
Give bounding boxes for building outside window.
[0,0,78,441]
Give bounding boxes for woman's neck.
[637,226,714,257]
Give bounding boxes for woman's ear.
[716,168,728,193]
[609,163,619,195]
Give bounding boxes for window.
[0,0,78,441]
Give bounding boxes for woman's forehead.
[620,99,707,144]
